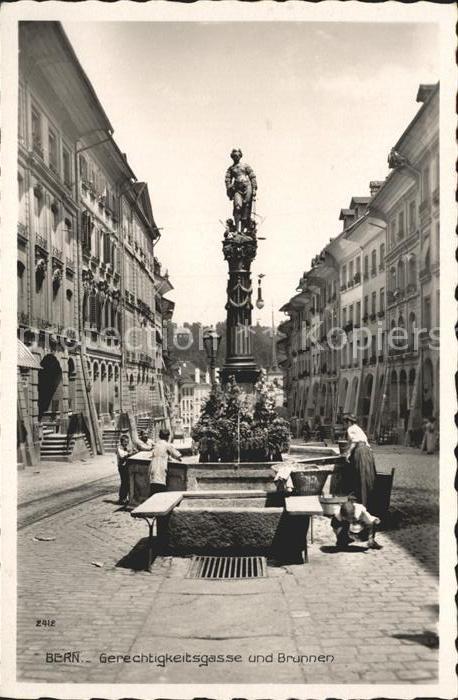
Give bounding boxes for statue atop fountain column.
[221,149,260,388]
[225,148,257,233]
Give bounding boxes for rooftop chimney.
[369,181,384,198]
[416,84,436,104]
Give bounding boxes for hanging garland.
[228,295,250,308]
[233,281,252,294]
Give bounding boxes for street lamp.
[203,326,221,388]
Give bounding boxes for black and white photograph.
[1,2,456,698]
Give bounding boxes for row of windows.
[79,155,117,213]
[21,96,123,216]
[388,200,417,249]
[29,102,73,187]
[81,210,118,269]
[341,289,385,326]
[341,244,386,288]
[85,294,121,332]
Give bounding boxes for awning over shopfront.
[17,339,41,369]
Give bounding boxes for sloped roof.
[132,182,159,239]
[350,196,371,207]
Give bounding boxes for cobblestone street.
[17,448,439,685]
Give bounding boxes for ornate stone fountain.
[130,150,341,563]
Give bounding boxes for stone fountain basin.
[167,458,338,493]
[157,490,312,559]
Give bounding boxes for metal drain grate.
[187,555,267,580]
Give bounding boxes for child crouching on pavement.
[331,495,383,550]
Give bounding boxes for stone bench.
[131,492,184,570]
[285,495,323,516]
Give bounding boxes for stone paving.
[17,449,439,685]
[18,453,118,505]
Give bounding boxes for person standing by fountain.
[149,429,182,496]
[117,434,134,506]
[342,413,376,508]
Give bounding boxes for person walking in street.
[342,413,377,508]
[117,434,134,506]
[150,429,182,496]
[331,495,382,550]
[422,416,438,454]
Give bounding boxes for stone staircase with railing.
[102,429,123,453]
[136,416,154,437]
[40,432,93,462]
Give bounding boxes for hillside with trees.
[166,321,276,373]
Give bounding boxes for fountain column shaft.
[220,235,260,386]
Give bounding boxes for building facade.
[371,83,439,442]
[278,83,439,445]
[17,22,174,465]
[176,363,211,436]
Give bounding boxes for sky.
[64,21,438,327]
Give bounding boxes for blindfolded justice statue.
[224,148,257,233]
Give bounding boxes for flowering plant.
[192,372,290,462]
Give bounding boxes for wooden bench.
[285,495,323,562]
[131,492,183,570]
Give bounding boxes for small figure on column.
[225,148,257,233]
